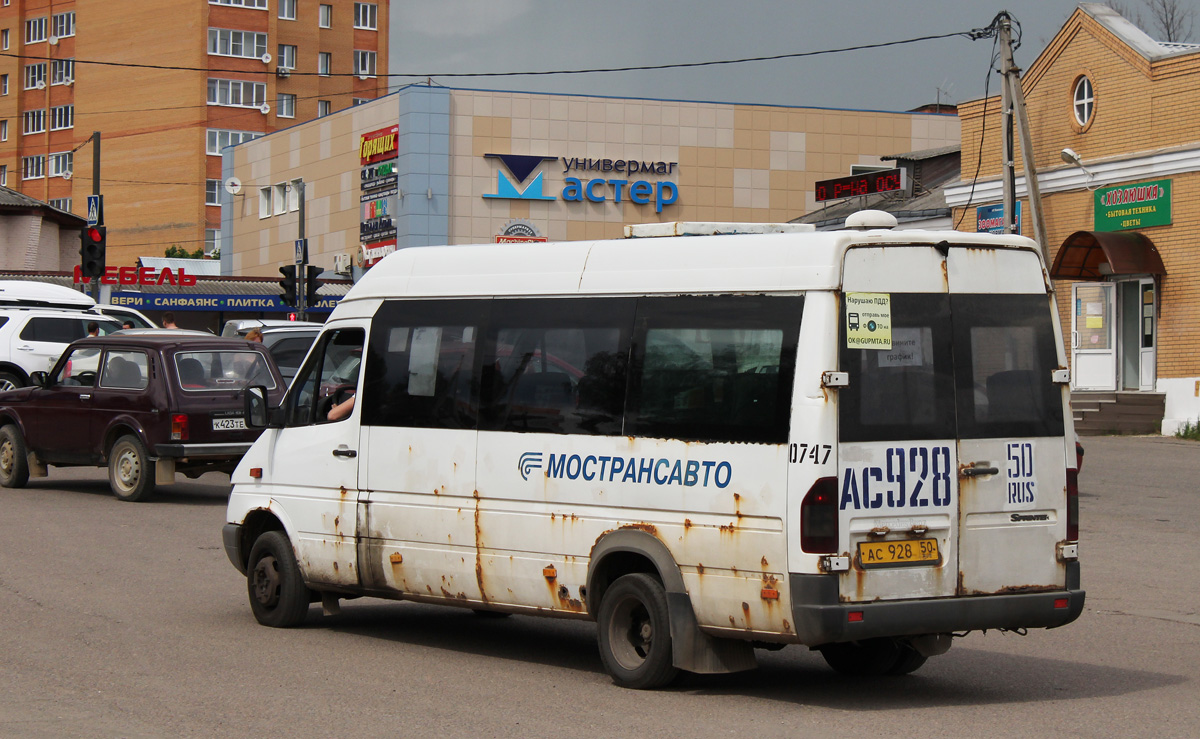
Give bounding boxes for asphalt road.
[1,436,1197,738]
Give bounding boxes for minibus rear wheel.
[596,573,679,689]
[247,531,311,628]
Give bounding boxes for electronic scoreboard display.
[814,168,907,202]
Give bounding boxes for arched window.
[1073,76,1094,127]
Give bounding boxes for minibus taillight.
[1066,468,1079,541]
[171,414,189,441]
[801,476,839,553]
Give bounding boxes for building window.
[25,17,46,44]
[24,63,46,90]
[22,155,44,180]
[49,197,71,212]
[353,98,369,106]
[354,3,378,29]
[273,183,287,215]
[258,187,271,218]
[354,50,376,78]
[205,229,221,256]
[319,4,332,28]
[277,92,296,118]
[289,178,302,211]
[206,179,221,206]
[48,151,72,178]
[1,74,6,95]
[318,52,331,76]
[277,44,296,69]
[207,79,267,109]
[0,120,6,141]
[49,104,72,130]
[51,59,74,85]
[207,28,268,59]
[0,165,6,187]
[206,128,263,155]
[279,0,297,20]
[22,109,45,135]
[318,100,331,117]
[2,29,8,50]
[1072,76,1094,127]
[209,0,267,7]
[51,11,74,39]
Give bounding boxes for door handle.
[332,448,357,458]
[80,394,91,401]
[960,464,999,477]
[1071,331,1079,349]
[16,345,33,351]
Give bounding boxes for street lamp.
[1061,148,1097,189]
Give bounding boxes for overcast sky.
[383,1,1177,112]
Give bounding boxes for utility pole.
[997,13,1052,270]
[296,180,307,320]
[91,131,102,301]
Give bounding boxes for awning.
[1050,231,1166,280]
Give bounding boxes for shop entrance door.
[1118,278,1156,391]
[1071,283,1116,391]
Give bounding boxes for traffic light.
[304,264,322,308]
[278,264,298,307]
[79,226,107,279]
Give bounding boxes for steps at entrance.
[1070,391,1165,436]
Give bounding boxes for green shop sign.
[1094,179,1171,231]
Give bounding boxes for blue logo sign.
[518,451,543,481]
[976,202,1022,234]
[484,154,558,201]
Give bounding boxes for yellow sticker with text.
[846,292,893,350]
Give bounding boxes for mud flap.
[155,458,176,486]
[666,591,757,674]
[27,453,46,478]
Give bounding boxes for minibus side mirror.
[244,386,274,428]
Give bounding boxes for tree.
[164,245,205,259]
[1108,0,1195,43]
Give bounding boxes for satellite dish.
[224,177,242,195]
[261,52,272,64]
[48,35,58,46]
[259,102,270,114]
[35,80,46,89]
[62,171,72,181]
[358,74,369,81]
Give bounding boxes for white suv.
[0,309,123,390]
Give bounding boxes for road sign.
[294,238,307,265]
[86,195,103,227]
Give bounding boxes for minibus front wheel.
[596,573,679,689]
[247,531,311,628]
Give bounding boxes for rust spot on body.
[761,556,769,568]
[339,486,348,497]
[696,563,705,575]
[683,518,692,530]
[624,522,658,536]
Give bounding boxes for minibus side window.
[838,293,956,443]
[286,328,365,426]
[361,299,488,429]
[480,298,635,436]
[625,295,801,444]
[951,293,1064,439]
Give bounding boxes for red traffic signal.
[78,225,107,279]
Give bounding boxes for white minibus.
[225,212,1083,689]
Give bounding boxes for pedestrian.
[86,321,99,337]
[161,312,178,329]
[245,328,263,343]
[122,320,135,330]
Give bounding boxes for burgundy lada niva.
[0,335,285,501]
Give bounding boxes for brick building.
[946,3,1200,433]
[0,0,388,269]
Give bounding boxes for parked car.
[0,308,123,390]
[222,319,320,384]
[0,280,157,328]
[0,335,285,501]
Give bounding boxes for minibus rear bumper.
[789,565,1085,645]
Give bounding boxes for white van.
[224,212,1083,689]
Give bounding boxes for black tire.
[596,573,679,689]
[886,643,929,675]
[107,434,156,502]
[246,531,311,628]
[0,425,30,488]
[0,371,23,392]
[818,638,903,676]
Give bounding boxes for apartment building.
[0,0,389,268]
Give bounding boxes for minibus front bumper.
[789,565,1085,645]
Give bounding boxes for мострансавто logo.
[519,451,732,488]
[485,153,679,213]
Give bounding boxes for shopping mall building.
[220,84,958,277]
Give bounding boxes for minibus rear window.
[951,293,1064,439]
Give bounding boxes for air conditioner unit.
[333,253,352,275]
[276,66,290,79]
